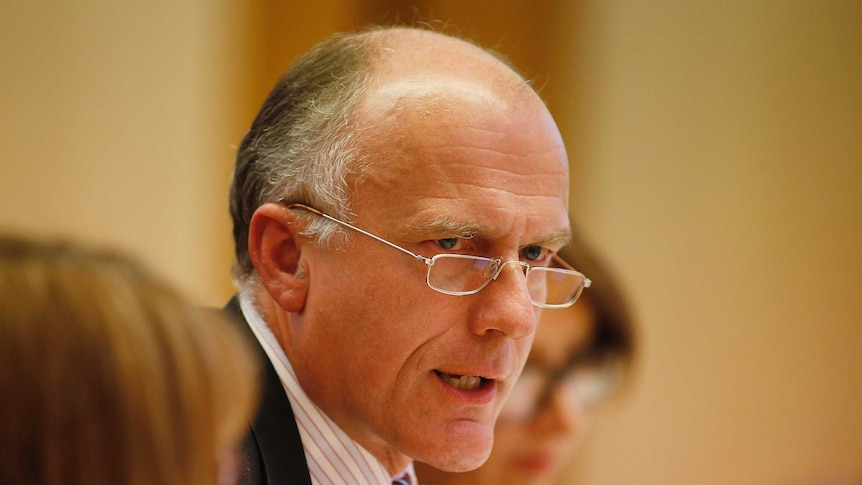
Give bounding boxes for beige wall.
[0,2,254,305]
[562,2,862,484]
[2,2,860,483]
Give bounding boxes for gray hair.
[229,31,376,285]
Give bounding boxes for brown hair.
[0,235,259,485]
[558,226,637,370]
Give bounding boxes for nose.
[467,261,537,339]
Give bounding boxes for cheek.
[297,292,423,422]
[310,268,440,375]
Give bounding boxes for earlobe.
[248,203,309,312]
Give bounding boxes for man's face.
[287,76,570,472]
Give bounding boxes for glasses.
[501,359,622,423]
[283,203,590,308]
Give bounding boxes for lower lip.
[516,451,558,475]
[434,371,497,405]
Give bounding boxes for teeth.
[440,373,483,390]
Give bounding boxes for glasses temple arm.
[551,253,592,288]
[284,203,431,264]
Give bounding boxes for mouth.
[435,370,494,391]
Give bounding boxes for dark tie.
[392,474,411,485]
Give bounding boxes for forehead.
[351,74,570,244]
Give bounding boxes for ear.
[248,202,309,313]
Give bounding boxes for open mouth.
[435,371,493,391]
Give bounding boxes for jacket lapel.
[224,296,312,485]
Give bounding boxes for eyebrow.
[408,218,572,248]
[407,218,481,239]
[536,227,572,249]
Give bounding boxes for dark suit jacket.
[224,297,313,485]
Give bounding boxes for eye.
[521,245,545,262]
[436,238,460,251]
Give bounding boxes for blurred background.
[2,1,860,483]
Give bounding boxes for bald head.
[230,26,550,283]
[356,28,540,131]
[362,27,528,85]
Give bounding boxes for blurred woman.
[416,228,636,485]
[0,235,259,485]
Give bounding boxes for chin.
[441,452,492,473]
[418,428,494,473]
[430,457,491,474]
[423,443,492,473]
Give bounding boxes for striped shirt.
[240,294,416,485]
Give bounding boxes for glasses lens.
[527,267,585,307]
[503,362,621,423]
[427,254,495,294]
[558,366,618,412]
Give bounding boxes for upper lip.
[433,346,515,382]
[434,366,509,382]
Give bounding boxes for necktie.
[392,474,411,485]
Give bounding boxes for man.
[227,26,584,484]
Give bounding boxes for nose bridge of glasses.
[487,258,530,281]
